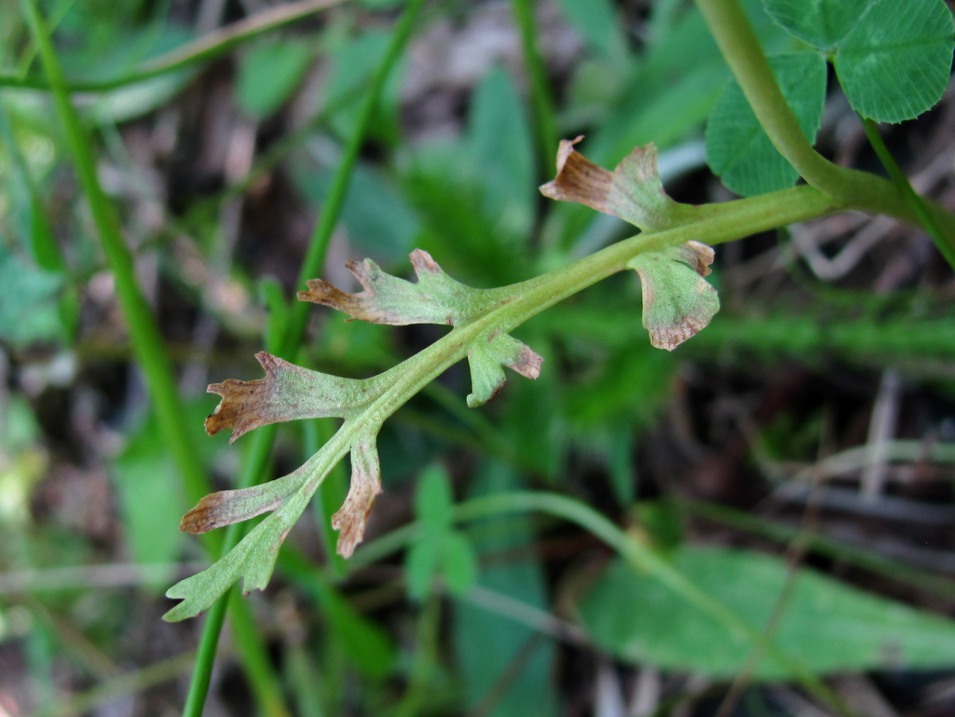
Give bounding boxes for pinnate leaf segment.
[163,140,719,621]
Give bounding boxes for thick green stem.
[693,0,955,257]
[694,0,844,193]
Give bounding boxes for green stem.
[20,2,288,714]
[693,0,842,192]
[282,0,426,355]
[693,0,955,245]
[511,0,559,172]
[860,118,955,271]
[21,0,211,517]
[180,1,425,712]
[4,0,346,92]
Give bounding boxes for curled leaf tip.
[540,137,695,231]
[205,352,367,442]
[539,135,611,206]
[298,249,469,326]
[332,439,382,557]
[179,492,228,534]
[205,351,285,442]
[466,332,543,407]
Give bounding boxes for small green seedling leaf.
[405,533,441,602]
[539,136,699,231]
[627,241,720,351]
[405,465,477,600]
[706,52,827,196]
[236,40,313,119]
[415,464,454,530]
[440,532,478,596]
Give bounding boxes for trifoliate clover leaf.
[627,241,720,351]
[763,0,954,124]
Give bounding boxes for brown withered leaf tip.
[179,492,228,534]
[539,135,613,210]
[512,344,543,379]
[297,249,449,326]
[332,441,382,557]
[205,351,287,443]
[681,241,714,272]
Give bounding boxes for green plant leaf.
[236,40,313,119]
[405,465,477,599]
[579,546,955,679]
[453,463,557,715]
[761,0,861,49]
[204,351,382,442]
[706,52,827,196]
[300,249,543,403]
[441,532,477,596]
[405,532,441,602]
[834,0,954,122]
[762,0,954,123]
[299,249,477,326]
[165,451,326,621]
[627,241,720,350]
[540,137,700,231]
[0,246,65,347]
[414,464,453,531]
[466,66,535,238]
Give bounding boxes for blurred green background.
[2,0,955,715]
